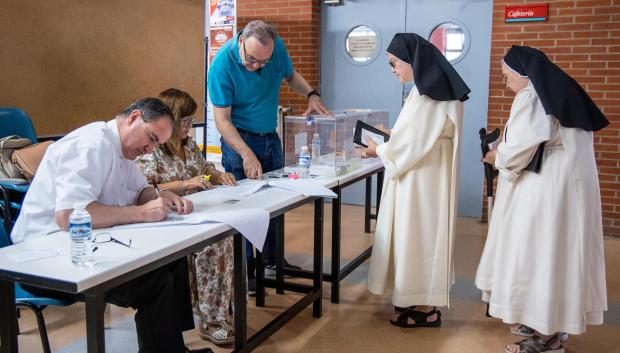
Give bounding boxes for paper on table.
[199,178,337,198]
[267,179,337,198]
[7,249,67,263]
[113,208,270,251]
[206,180,266,197]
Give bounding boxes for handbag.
[0,135,32,179]
[11,141,54,181]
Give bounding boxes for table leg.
[364,177,372,233]
[255,248,265,307]
[0,280,18,353]
[330,186,341,304]
[84,292,106,353]
[233,233,247,352]
[313,198,324,318]
[275,214,284,295]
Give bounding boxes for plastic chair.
[0,107,38,220]
[0,107,38,144]
[0,185,74,353]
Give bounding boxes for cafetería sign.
[505,4,548,22]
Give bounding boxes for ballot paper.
[267,179,337,198]
[114,208,270,251]
[206,179,337,198]
[207,181,266,197]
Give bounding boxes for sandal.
[394,305,415,313]
[558,333,568,344]
[199,324,234,346]
[511,324,535,338]
[504,334,564,353]
[390,307,441,328]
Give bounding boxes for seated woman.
[135,88,237,346]
[475,45,609,353]
[363,33,470,328]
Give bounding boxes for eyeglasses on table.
[92,232,132,248]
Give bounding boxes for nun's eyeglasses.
[93,232,132,248]
[388,60,397,69]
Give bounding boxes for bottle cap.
[301,146,309,152]
[313,133,319,137]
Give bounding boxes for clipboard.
[353,120,390,148]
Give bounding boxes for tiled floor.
[15,204,620,353]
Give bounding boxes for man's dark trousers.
[22,258,194,353]
[220,130,283,270]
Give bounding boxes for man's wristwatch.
[307,89,320,99]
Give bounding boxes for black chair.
[0,185,74,353]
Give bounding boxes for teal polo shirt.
[208,33,293,133]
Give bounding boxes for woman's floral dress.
[135,136,233,332]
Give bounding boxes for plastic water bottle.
[69,202,92,266]
[311,133,321,160]
[298,145,311,178]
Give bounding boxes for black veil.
[387,33,471,102]
[503,45,608,131]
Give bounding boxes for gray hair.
[119,97,173,123]
[242,20,278,46]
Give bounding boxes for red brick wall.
[486,0,620,237]
[237,0,321,115]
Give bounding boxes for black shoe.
[186,347,214,353]
[283,259,302,270]
[248,277,256,297]
[264,259,302,277]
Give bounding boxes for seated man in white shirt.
[11,98,212,353]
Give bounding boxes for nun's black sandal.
[394,305,415,313]
[390,307,441,328]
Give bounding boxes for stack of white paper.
[267,179,337,198]
[206,179,337,198]
[114,208,270,251]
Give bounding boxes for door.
[320,0,493,217]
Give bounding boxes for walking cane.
[479,127,500,318]
[479,128,500,223]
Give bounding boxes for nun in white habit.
[476,45,609,353]
[362,33,470,328]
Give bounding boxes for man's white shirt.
[11,120,148,244]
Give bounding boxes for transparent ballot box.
[283,109,389,176]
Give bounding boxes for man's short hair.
[119,97,173,123]
[242,20,278,46]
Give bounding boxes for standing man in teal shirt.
[208,20,331,290]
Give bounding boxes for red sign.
[505,4,548,22]
[210,26,233,47]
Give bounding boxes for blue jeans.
[221,131,283,268]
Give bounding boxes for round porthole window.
[345,25,378,63]
[429,22,468,63]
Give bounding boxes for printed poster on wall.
[210,0,235,26]
[209,26,234,63]
[204,0,236,162]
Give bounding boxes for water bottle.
[298,145,311,178]
[70,202,93,266]
[311,133,321,160]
